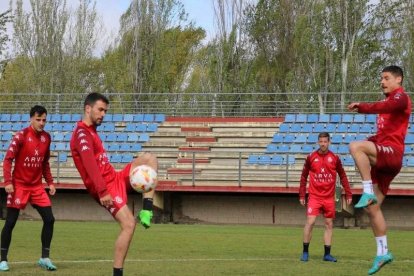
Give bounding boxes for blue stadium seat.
[283,155,295,165]
[319,114,330,123]
[258,155,271,165]
[313,124,325,133]
[348,124,360,133]
[21,114,29,121]
[108,144,120,151]
[301,124,313,133]
[284,114,296,123]
[136,123,147,132]
[52,124,64,132]
[104,114,113,122]
[404,145,413,154]
[342,156,355,166]
[98,133,106,141]
[290,124,301,132]
[2,132,12,141]
[110,154,122,163]
[307,114,318,123]
[272,134,284,143]
[247,155,259,164]
[119,144,131,151]
[50,114,61,122]
[11,123,23,131]
[307,134,318,144]
[330,114,341,123]
[139,134,150,142]
[128,134,139,142]
[331,134,342,144]
[124,114,134,122]
[325,124,336,133]
[302,145,313,153]
[283,134,295,143]
[0,152,4,160]
[62,123,73,131]
[405,134,414,144]
[130,144,142,152]
[71,114,82,122]
[294,135,307,143]
[343,134,356,144]
[154,114,166,122]
[266,144,278,153]
[133,114,144,122]
[330,144,338,153]
[143,114,155,122]
[407,157,414,167]
[53,133,64,141]
[10,114,21,121]
[106,133,117,142]
[58,152,67,163]
[0,114,10,122]
[1,123,12,131]
[337,145,349,154]
[122,154,133,163]
[355,134,367,141]
[112,114,123,122]
[342,114,353,123]
[63,133,72,141]
[61,114,71,122]
[276,144,289,153]
[336,123,348,133]
[289,144,302,153]
[359,124,372,133]
[366,114,376,123]
[103,123,115,132]
[116,133,128,142]
[125,123,136,132]
[44,124,52,131]
[54,143,66,151]
[146,124,158,132]
[270,155,283,165]
[279,124,289,132]
[296,114,307,123]
[354,114,365,123]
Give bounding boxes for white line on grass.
[9,258,414,265]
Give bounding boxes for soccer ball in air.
[130,165,157,193]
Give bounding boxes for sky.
[0,0,216,56]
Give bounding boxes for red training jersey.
[3,126,53,187]
[299,150,352,200]
[358,87,411,153]
[70,121,116,199]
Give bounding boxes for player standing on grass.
[348,65,411,275]
[0,105,57,271]
[299,132,352,263]
[70,92,157,276]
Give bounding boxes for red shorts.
[371,144,403,195]
[7,185,51,209]
[102,163,132,217]
[307,196,335,218]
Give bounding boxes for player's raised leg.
[349,140,378,208]
[113,205,136,276]
[130,152,158,229]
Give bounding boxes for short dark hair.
[84,92,109,108]
[382,65,404,83]
[30,105,47,117]
[318,132,330,141]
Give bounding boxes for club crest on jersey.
[115,196,123,204]
[28,137,33,142]
[307,207,313,214]
[14,198,21,206]
[40,135,46,143]
[328,157,333,163]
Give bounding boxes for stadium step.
[167,168,202,175]
[177,158,210,164]
[186,137,217,143]
[179,146,210,151]
[181,126,212,132]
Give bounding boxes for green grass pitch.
[1,220,413,275]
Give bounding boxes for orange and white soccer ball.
[130,165,157,193]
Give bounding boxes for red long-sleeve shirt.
[358,87,411,153]
[3,126,53,187]
[299,150,352,200]
[70,121,116,199]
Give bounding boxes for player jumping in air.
[70,92,157,276]
[348,65,411,275]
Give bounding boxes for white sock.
[362,180,373,194]
[375,236,388,256]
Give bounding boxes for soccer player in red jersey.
[70,92,157,276]
[348,65,411,275]
[0,106,57,271]
[299,132,352,263]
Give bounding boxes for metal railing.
[0,91,406,117]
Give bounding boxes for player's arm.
[350,92,408,114]
[299,155,310,205]
[3,133,23,193]
[336,156,352,205]
[74,130,111,206]
[42,140,55,195]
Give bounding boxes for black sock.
[113,267,123,276]
[0,248,8,262]
[324,245,331,256]
[42,247,50,259]
[303,242,309,253]
[143,198,153,211]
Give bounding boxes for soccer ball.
[130,165,157,193]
